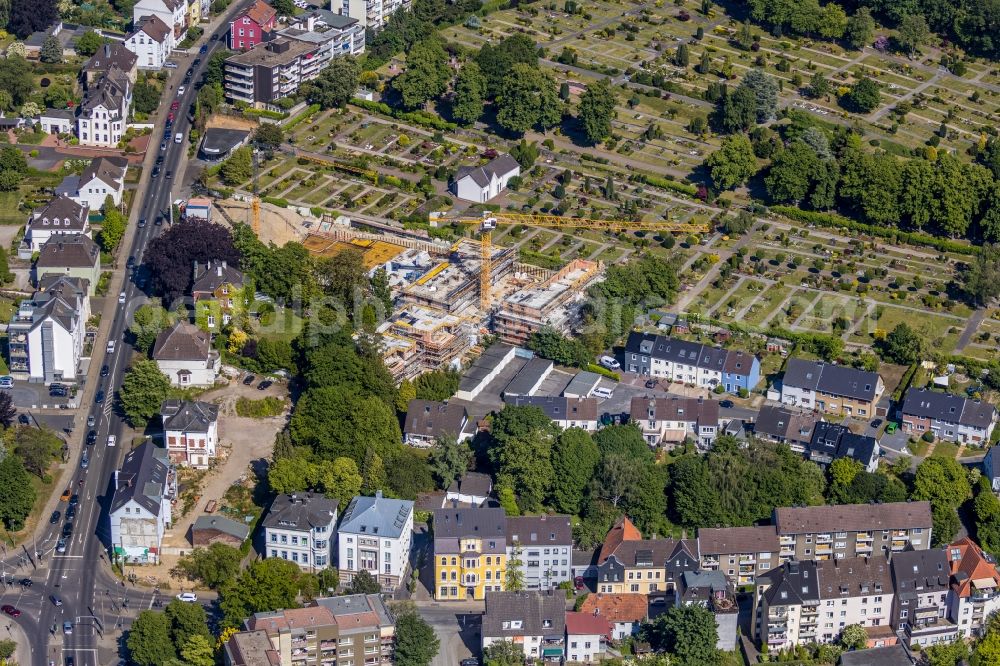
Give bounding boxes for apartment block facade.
[901,388,998,445]
[617,332,761,394]
[433,507,507,601]
[224,38,322,105]
[629,396,720,449]
[506,515,573,591]
[780,358,885,418]
[697,525,781,586]
[262,494,338,572]
[946,537,1000,639]
[337,491,413,592]
[890,549,957,647]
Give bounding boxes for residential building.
[617,331,761,394]
[984,446,1000,494]
[946,536,1000,638]
[577,593,648,640]
[133,0,189,42]
[124,14,173,69]
[697,525,780,586]
[6,275,89,383]
[187,0,200,28]
[890,548,957,647]
[160,399,219,469]
[80,43,138,86]
[262,493,339,572]
[508,396,599,432]
[506,515,573,590]
[676,570,738,650]
[773,501,933,561]
[433,507,507,601]
[402,400,470,447]
[338,0,410,31]
[34,235,101,290]
[229,0,276,50]
[564,611,611,663]
[780,358,885,418]
[481,590,565,663]
[56,156,128,211]
[901,388,998,445]
[76,67,132,147]
[814,556,895,645]
[234,593,395,666]
[224,38,325,105]
[444,472,492,507]
[753,560,821,652]
[192,260,248,330]
[807,422,880,471]
[281,11,365,61]
[380,305,476,383]
[629,396,720,449]
[152,322,221,387]
[752,404,820,453]
[595,516,699,594]
[37,108,74,134]
[109,442,176,564]
[191,515,250,547]
[337,490,414,592]
[21,195,90,256]
[452,155,521,203]
[838,645,912,666]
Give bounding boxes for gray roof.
[901,388,997,430]
[629,396,718,425]
[697,525,779,555]
[192,515,250,541]
[131,14,170,42]
[161,399,218,433]
[815,555,892,601]
[433,507,507,539]
[455,155,520,188]
[677,569,732,604]
[482,590,565,639]
[507,395,598,423]
[759,560,820,606]
[111,441,172,516]
[192,260,245,295]
[262,493,338,532]
[446,471,492,498]
[506,514,572,546]
[36,235,100,269]
[298,8,358,28]
[620,332,757,378]
[80,156,127,191]
[458,344,515,392]
[774,501,932,535]
[783,358,881,402]
[79,69,129,116]
[152,322,212,362]
[502,357,552,397]
[753,405,818,443]
[891,549,950,599]
[200,128,250,156]
[82,42,138,75]
[40,108,75,120]
[403,400,468,440]
[310,593,393,626]
[31,195,88,229]
[338,491,413,540]
[226,38,315,68]
[563,371,602,397]
[36,274,88,298]
[838,645,913,666]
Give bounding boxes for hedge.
[769,206,979,257]
[586,363,621,381]
[235,396,286,418]
[351,99,457,131]
[244,108,287,120]
[283,103,321,130]
[637,174,699,197]
[261,196,289,207]
[892,363,919,403]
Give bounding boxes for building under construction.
[378,304,477,382]
[400,239,518,314]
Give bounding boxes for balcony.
[816,533,832,543]
[857,532,874,542]
[779,548,795,559]
[739,555,756,564]
[892,530,910,539]
[816,546,833,555]
[891,540,908,551]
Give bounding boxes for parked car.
[0,376,12,389]
[592,386,614,399]
[644,379,658,389]
[176,592,198,602]
[19,578,31,588]
[164,60,178,68]
[152,164,161,177]
[49,511,61,525]
[871,418,883,428]
[257,379,272,390]
[719,399,734,409]
[2,605,21,618]
[200,43,208,52]
[573,576,585,590]
[598,355,620,370]
[885,422,898,434]
[242,374,256,386]
[17,413,28,424]
[159,141,167,152]
[59,488,71,502]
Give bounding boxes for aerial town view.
[1,0,1000,664]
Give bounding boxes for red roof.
[242,0,276,27]
[597,516,642,564]
[948,536,1000,598]
[578,594,648,624]
[565,611,611,638]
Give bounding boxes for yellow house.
[433,507,507,601]
[188,0,201,26]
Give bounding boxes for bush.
[283,104,321,131]
[235,396,286,418]
[921,431,935,443]
[585,363,621,381]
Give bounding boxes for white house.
[133,0,189,43]
[5,276,89,384]
[21,196,90,256]
[109,441,176,565]
[481,591,566,662]
[263,493,339,572]
[947,537,1000,639]
[37,108,75,134]
[151,322,221,387]
[629,396,721,449]
[337,0,409,30]
[506,396,599,432]
[57,157,128,211]
[161,399,219,469]
[452,154,520,203]
[76,68,132,148]
[124,14,173,69]
[444,472,492,507]
[337,491,414,592]
[565,612,611,663]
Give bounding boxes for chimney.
[217,264,223,277]
[221,260,227,270]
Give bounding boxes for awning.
[661,429,687,442]
[972,578,997,589]
[541,648,563,657]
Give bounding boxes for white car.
[598,355,620,370]
[177,85,186,96]
[0,376,12,389]
[164,60,178,69]
[592,386,614,400]
[118,292,126,304]
[107,435,117,447]
[176,592,198,602]
[106,340,116,354]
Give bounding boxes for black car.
[165,170,173,179]
[871,418,883,428]
[17,413,28,425]
[644,379,658,388]
[138,217,147,228]
[210,33,219,40]
[156,155,164,165]
[155,215,164,226]
[200,43,209,52]
[459,660,480,666]
[62,523,73,538]
[86,430,97,446]
[126,256,136,269]
[193,57,201,65]
[49,511,60,525]
[152,165,161,177]
[186,67,194,77]
[242,374,256,386]
[65,505,76,519]
[95,390,105,405]
[100,364,109,377]
[257,379,272,390]
[49,386,67,398]
[19,578,31,587]
[719,399,734,409]
[68,494,79,507]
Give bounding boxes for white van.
[174,132,183,144]
[598,355,620,370]
[106,340,116,354]
[592,386,614,400]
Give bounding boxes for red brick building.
[229,0,277,50]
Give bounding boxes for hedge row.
[585,363,621,381]
[770,206,979,257]
[261,196,289,208]
[351,99,457,131]
[244,108,287,120]
[283,104,321,131]
[637,174,698,197]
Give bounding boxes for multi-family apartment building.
[697,525,780,586]
[433,507,507,601]
[780,358,885,418]
[337,491,413,592]
[224,38,322,105]
[481,590,565,663]
[132,0,189,43]
[618,332,761,394]
[124,14,173,69]
[230,593,395,666]
[754,560,821,651]
[282,10,365,60]
[506,515,573,591]
[21,195,90,255]
[160,399,219,469]
[229,0,276,50]
[262,493,339,572]
[109,442,176,565]
[337,0,410,30]
[34,235,101,291]
[901,388,998,445]
[508,396,599,432]
[890,548,957,647]
[493,259,600,345]
[76,67,132,147]
[629,396,720,449]
[6,276,89,384]
[192,260,248,330]
[595,517,699,594]
[752,404,820,452]
[773,501,932,561]
[57,156,128,210]
[677,570,739,650]
[946,537,1000,638]
[807,422,880,471]
[564,611,611,663]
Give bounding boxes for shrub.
[235,396,286,418]
[921,431,935,443]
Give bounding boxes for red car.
[170,101,180,110]
[2,605,21,618]
[167,112,175,121]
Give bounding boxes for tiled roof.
[482,590,565,638]
[261,493,338,532]
[902,388,997,430]
[759,560,820,606]
[753,404,818,442]
[110,441,171,516]
[774,501,932,534]
[621,331,758,378]
[36,235,100,268]
[403,400,468,440]
[242,0,277,27]
[629,396,718,424]
[947,536,1000,598]
[697,525,779,555]
[506,514,572,546]
[815,555,892,600]
[597,516,642,564]
[838,645,912,666]
[161,399,218,433]
[192,515,250,541]
[578,593,648,624]
[565,611,611,638]
[508,395,598,422]
[192,260,244,295]
[152,322,212,362]
[83,43,138,74]
[132,14,171,42]
[446,472,492,498]
[31,195,88,229]
[248,606,336,634]
[80,156,127,191]
[433,507,506,540]
[892,548,950,598]
[455,154,520,188]
[782,358,881,402]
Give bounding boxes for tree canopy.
[119,360,172,428]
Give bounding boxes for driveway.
[417,605,482,666]
[6,383,74,410]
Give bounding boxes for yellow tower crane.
[436,211,710,310]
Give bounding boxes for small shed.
[190,514,250,547]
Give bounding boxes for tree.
[302,56,360,108]
[414,370,459,401]
[12,426,62,476]
[641,605,721,666]
[740,68,778,123]
[807,72,830,98]
[877,323,923,364]
[174,543,243,589]
[0,56,35,107]
[129,305,171,354]
[844,8,875,50]
[220,559,304,629]
[475,33,539,97]
[179,635,214,666]
[164,599,211,648]
[119,360,171,428]
[253,123,283,150]
[427,434,471,489]
[818,2,847,39]
[99,205,127,253]
[271,0,294,15]
[220,146,253,186]
[8,0,56,38]
[839,623,868,650]
[550,428,599,514]
[495,63,562,135]
[394,610,440,666]
[290,386,401,466]
[452,61,486,126]
[706,133,757,190]
[75,30,107,57]
[716,85,757,133]
[315,456,363,506]
[578,78,616,145]
[393,38,450,109]
[0,454,36,530]
[975,628,1000,664]
[961,244,1000,305]
[482,640,524,666]
[896,14,929,54]
[844,77,880,113]
[39,34,61,63]
[675,42,689,67]
[127,611,177,666]
[0,392,16,428]
[349,570,382,594]
[528,326,590,367]
[146,220,239,298]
